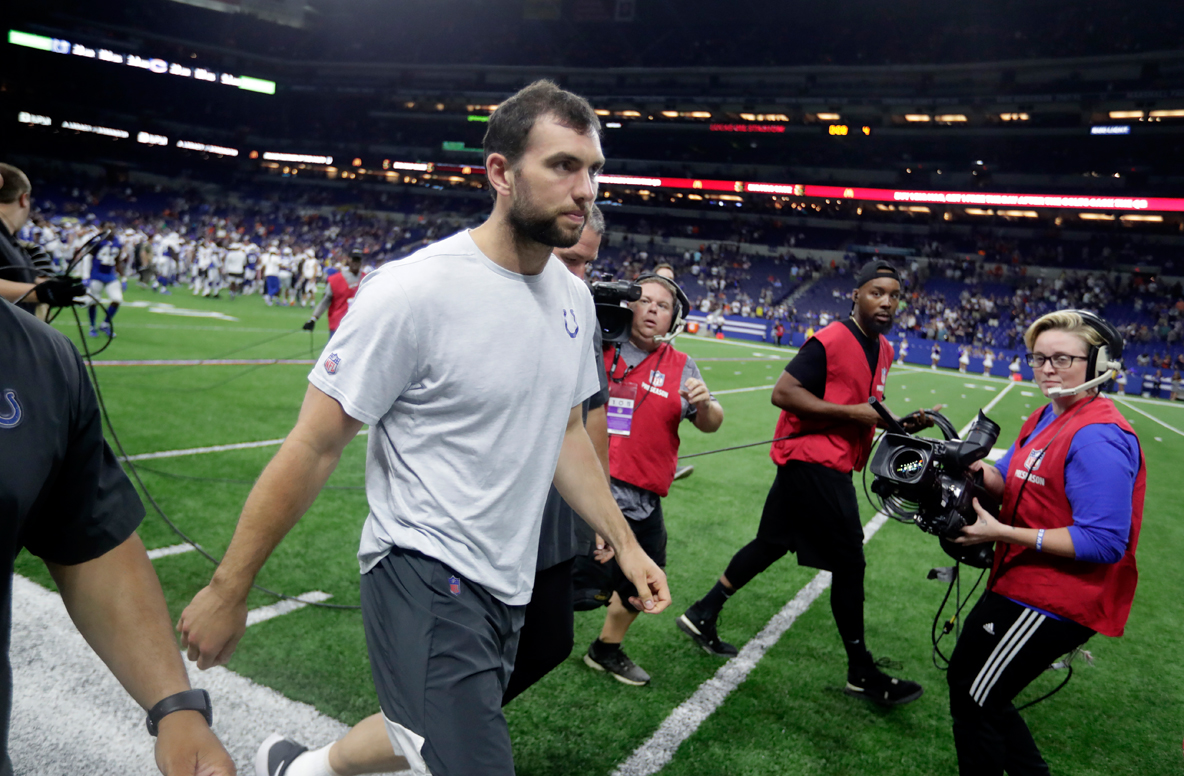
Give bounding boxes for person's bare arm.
[553,405,670,612]
[770,370,881,427]
[682,378,723,433]
[0,278,41,304]
[49,533,236,776]
[177,384,363,669]
[955,498,1077,558]
[584,404,616,562]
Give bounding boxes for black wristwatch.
[146,689,213,737]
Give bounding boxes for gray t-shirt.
[608,341,707,521]
[309,230,600,605]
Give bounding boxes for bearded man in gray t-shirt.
[178,81,669,776]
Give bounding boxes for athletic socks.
[104,302,119,323]
[284,744,342,776]
[88,305,98,327]
[696,581,733,619]
[591,638,621,656]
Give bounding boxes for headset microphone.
[1045,366,1119,398]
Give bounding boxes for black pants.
[502,558,575,705]
[947,592,1094,776]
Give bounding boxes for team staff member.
[178,80,668,776]
[584,274,723,686]
[0,163,82,314]
[303,252,367,338]
[950,310,1143,776]
[679,260,933,706]
[0,298,235,776]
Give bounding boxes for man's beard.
[507,182,584,249]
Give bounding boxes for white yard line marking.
[714,384,776,396]
[612,512,889,776]
[94,359,315,367]
[146,543,199,560]
[1114,397,1184,438]
[959,381,1015,437]
[125,428,369,461]
[9,575,408,775]
[246,591,333,627]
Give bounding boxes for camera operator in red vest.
[304,251,367,338]
[679,260,936,707]
[950,310,1144,776]
[583,275,723,686]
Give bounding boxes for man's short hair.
[483,80,602,175]
[586,203,606,236]
[0,163,31,204]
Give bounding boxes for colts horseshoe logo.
[0,389,22,429]
[563,309,579,338]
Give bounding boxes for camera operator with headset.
[949,309,1144,776]
[583,273,723,687]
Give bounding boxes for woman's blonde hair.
[1023,310,1106,352]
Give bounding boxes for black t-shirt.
[785,319,880,399]
[0,298,144,769]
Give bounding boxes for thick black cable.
[678,435,791,460]
[71,306,361,611]
[1016,665,1074,711]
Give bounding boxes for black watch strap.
[146,689,212,737]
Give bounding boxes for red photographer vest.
[770,321,894,473]
[327,269,365,332]
[606,343,688,497]
[990,398,1145,637]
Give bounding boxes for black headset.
[634,273,690,340]
[1071,309,1124,382]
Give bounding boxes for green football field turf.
[19,285,1184,774]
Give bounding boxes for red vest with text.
[327,270,365,331]
[606,343,689,497]
[770,321,894,473]
[990,398,1145,637]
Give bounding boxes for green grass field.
[20,286,1184,774]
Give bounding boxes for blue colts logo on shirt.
[0,389,22,429]
[563,309,579,338]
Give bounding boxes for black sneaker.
[255,733,308,776]
[584,643,651,686]
[843,658,923,707]
[677,605,739,657]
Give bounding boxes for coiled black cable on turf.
[69,304,362,611]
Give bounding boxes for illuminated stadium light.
[740,113,789,122]
[1109,111,1144,119]
[1120,214,1164,222]
[661,111,680,118]
[262,152,333,164]
[875,204,896,211]
[594,109,611,116]
[617,111,642,118]
[1091,125,1131,135]
[598,175,663,186]
[605,122,622,128]
[136,131,168,146]
[8,29,276,94]
[999,113,1030,121]
[900,206,931,213]
[998,210,1039,218]
[964,208,995,216]
[936,114,968,123]
[815,113,841,121]
[61,120,129,139]
[388,161,430,172]
[176,140,238,156]
[17,111,51,126]
[1149,109,1184,118]
[1078,213,1116,220]
[688,111,713,119]
[904,114,931,122]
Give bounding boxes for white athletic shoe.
[255,733,308,776]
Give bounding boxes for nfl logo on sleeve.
[449,576,461,595]
[324,353,341,374]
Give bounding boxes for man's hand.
[679,378,711,407]
[302,317,317,331]
[177,584,249,671]
[155,711,236,776]
[593,533,615,563]
[899,404,945,433]
[35,276,87,307]
[616,544,671,613]
[848,402,883,427]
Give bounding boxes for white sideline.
[146,542,199,560]
[1114,397,1184,438]
[611,512,889,776]
[9,575,407,775]
[246,591,334,626]
[124,428,370,461]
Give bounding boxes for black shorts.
[360,547,526,776]
[608,501,667,611]
[756,460,865,573]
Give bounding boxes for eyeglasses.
[1025,353,1089,369]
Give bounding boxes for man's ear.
[486,153,513,198]
[20,192,31,210]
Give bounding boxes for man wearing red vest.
[303,251,367,337]
[584,275,724,686]
[679,260,934,706]
[951,309,1143,775]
